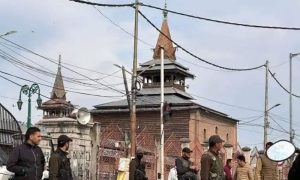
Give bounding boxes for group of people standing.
[5,128,300,180]
[6,127,73,180]
[169,135,280,180]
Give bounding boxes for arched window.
[215,127,218,135]
[203,129,207,141]
[226,133,229,142]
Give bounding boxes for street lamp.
[17,83,42,128]
[289,53,300,145]
[264,103,281,147]
[267,103,281,112]
[0,31,17,37]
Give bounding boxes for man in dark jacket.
[129,148,147,180]
[288,149,300,180]
[175,147,199,180]
[7,127,45,180]
[49,135,73,180]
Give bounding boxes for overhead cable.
[140,3,300,31]
[268,69,300,98]
[0,37,125,95]
[138,10,266,71]
[0,70,124,98]
[69,0,134,7]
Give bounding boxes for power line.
[0,74,50,99]
[138,10,266,71]
[239,115,264,125]
[269,116,289,134]
[71,0,300,30]
[69,0,134,7]
[92,6,153,48]
[0,70,124,98]
[0,40,123,79]
[0,41,123,82]
[0,50,123,91]
[191,93,263,112]
[270,60,289,68]
[92,6,237,73]
[268,69,300,98]
[0,37,125,95]
[140,3,300,31]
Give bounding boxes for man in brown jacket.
[255,142,278,180]
[49,135,73,180]
[201,135,225,180]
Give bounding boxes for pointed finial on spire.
[51,54,66,100]
[163,0,168,19]
[58,54,62,69]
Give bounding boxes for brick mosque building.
[91,10,239,180]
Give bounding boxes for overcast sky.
[1,0,300,150]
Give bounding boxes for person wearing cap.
[129,148,148,180]
[200,135,225,180]
[254,142,278,180]
[49,135,73,180]
[175,147,199,180]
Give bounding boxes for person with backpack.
[7,127,45,180]
[200,135,225,180]
[49,135,73,180]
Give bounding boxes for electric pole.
[130,0,139,158]
[264,60,269,148]
[160,47,165,180]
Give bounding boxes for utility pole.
[160,47,165,180]
[121,66,131,110]
[264,60,269,148]
[130,0,139,158]
[289,53,293,145]
[289,53,300,145]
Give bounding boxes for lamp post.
[289,53,300,145]
[264,103,281,147]
[0,30,17,37]
[17,83,42,129]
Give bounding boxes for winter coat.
[6,142,45,180]
[49,148,73,180]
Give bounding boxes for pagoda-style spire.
[153,0,176,61]
[51,54,66,100]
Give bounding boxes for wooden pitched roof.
[153,19,176,61]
